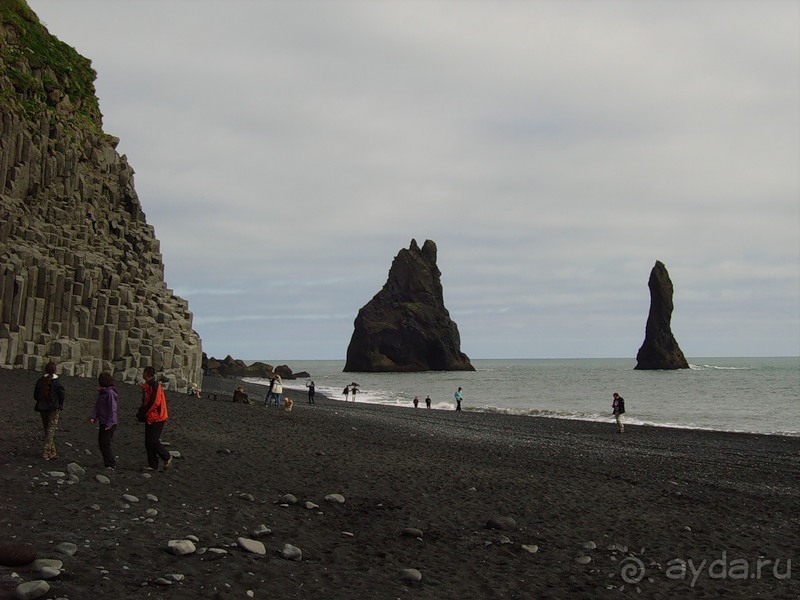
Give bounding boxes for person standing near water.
[413,396,419,408]
[612,392,625,433]
[307,380,316,404]
[33,361,65,460]
[140,366,173,471]
[425,395,431,409]
[454,387,463,411]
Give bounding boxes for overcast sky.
[29,1,799,361]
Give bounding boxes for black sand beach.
[1,368,798,599]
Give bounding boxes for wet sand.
[1,368,798,599]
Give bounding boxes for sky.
[28,1,800,361]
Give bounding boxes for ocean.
[243,357,800,437]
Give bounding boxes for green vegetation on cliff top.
[0,0,102,132]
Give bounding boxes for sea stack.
[635,261,689,370]
[344,239,474,372]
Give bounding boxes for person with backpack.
[612,392,626,434]
[139,366,173,471]
[33,361,66,460]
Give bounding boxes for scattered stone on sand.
[582,541,597,550]
[166,540,197,556]
[89,504,101,511]
[280,544,302,561]
[239,493,255,502]
[154,577,173,586]
[497,535,512,545]
[47,471,66,478]
[0,542,36,567]
[342,532,354,537]
[400,568,423,583]
[279,493,298,505]
[66,463,85,477]
[325,493,345,504]
[166,573,185,582]
[145,508,158,517]
[237,538,266,555]
[53,542,77,557]
[185,535,200,543]
[575,555,592,565]
[14,580,50,600]
[33,559,62,572]
[251,525,272,538]
[146,494,159,502]
[521,544,539,554]
[204,548,229,560]
[39,566,61,579]
[169,450,181,458]
[304,501,319,510]
[122,494,139,504]
[485,517,517,531]
[401,528,423,538]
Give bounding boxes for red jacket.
[141,379,168,424]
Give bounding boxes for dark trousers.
[144,420,171,469]
[98,424,116,467]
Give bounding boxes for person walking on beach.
[307,380,316,404]
[413,396,419,408]
[265,377,275,406]
[90,372,118,469]
[139,366,173,471]
[425,395,431,409]
[33,361,65,460]
[268,375,283,408]
[612,392,625,433]
[350,385,358,402]
[342,385,350,401]
[454,387,463,411]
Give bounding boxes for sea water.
[243,357,800,436]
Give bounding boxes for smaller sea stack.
[635,260,689,370]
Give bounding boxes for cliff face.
[635,261,689,370]
[0,2,202,390]
[344,239,474,373]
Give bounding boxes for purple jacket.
[91,386,119,426]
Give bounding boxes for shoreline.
[1,367,798,599]
[233,375,800,440]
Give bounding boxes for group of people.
[33,363,174,472]
[412,395,433,409]
[411,387,462,410]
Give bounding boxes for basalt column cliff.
[0,3,202,390]
[635,260,689,370]
[345,239,474,373]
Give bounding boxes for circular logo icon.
[620,556,646,584]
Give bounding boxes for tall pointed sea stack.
[344,239,474,372]
[0,3,202,389]
[635,261,689,370]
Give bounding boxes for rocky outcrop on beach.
[635,260,689,370]
[202,353,306,380]
[0,3,202,390]
[344,239,474,372]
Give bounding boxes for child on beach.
[90,372,118,469]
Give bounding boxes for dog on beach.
[284,397,294,412]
